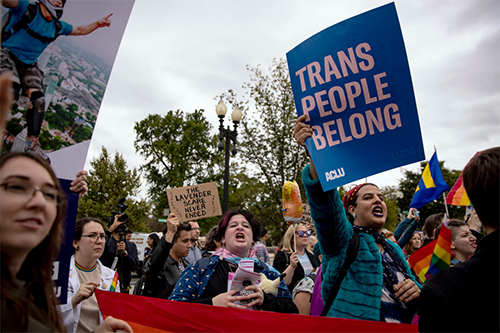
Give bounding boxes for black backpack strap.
[2,3,61,44]
[320,232,360,316]
[2,3,37,41]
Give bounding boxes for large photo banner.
[1,0,135,180]
[286,3,424,191]
[1,0,135,303]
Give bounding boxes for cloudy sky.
[83,0,499,197]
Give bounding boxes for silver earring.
[353,213,357,218]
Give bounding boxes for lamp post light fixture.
[216,99,242,213]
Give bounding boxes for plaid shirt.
[252,239,270,264]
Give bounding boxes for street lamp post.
[215,99,242,213]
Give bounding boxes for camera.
[109,197,129,233]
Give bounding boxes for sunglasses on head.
[297,230,311,237]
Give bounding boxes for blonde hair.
[281,224,311,254]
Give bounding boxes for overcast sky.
[84,0,499,198]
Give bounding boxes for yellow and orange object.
[282,180,303,225]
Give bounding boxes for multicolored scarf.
[212,246,259,266]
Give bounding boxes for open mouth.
[235,233,245,241]
[372,206,384,217]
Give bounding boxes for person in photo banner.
[1,0,112,160]
[293,115,421,323]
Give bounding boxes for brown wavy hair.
[1,152,67,332]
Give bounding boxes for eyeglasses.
[81,234,106,242]
[0,182,62,205]
[297,230,311,237]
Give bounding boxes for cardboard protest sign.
[287,3,424,191]
[166,182,222,222]
[301,203,312,225]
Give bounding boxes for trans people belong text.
[295,42,402,150]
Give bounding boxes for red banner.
[96,289,418,332]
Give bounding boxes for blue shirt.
[2,0,72,64]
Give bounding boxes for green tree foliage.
[134,110,218,220]
[218,59,309,243]
[397,160,463,224]
[77,146,151,232]
[381,185,403,231]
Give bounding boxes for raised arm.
[293,115,353,257]
[394,208,418,240]
[70,13,112,36]
[143,214,177,280]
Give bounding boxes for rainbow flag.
[109,272,119,292]
[446,173,470,206]
[408,226,452,284]
[95,290,418,333]
[424,225,452,281]
[408,239,436,283]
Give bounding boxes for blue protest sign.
[287,3,424,191]
[54,179,80,304]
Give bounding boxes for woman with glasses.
[0,152,131,333]
[58,217,121,333]
[273,224,317,295]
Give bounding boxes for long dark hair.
[1,152,67,332]
[148,233,159,249]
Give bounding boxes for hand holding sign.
[293,115,313,148]
[165,213,179,243]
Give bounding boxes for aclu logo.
[392,147,417,161]
[325,168,345,181]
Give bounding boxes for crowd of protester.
[1,74,498,333]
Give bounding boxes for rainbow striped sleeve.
[110,272,119,292]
